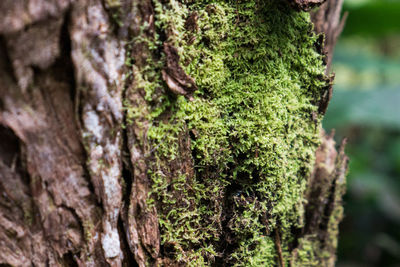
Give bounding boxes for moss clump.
[128,0,330,265]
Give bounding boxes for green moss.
[291,236,319,266]
[127,0,330,265]
[232,236,277,266]
[105,0,121,8]
[83,220,95,243]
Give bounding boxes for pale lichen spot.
[101,220,121,258]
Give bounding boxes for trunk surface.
[0,0,347,266]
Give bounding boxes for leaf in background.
[342,1,400,37]
[323,87,400,130]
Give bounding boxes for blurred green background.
[322,0,400,265]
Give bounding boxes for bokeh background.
[322,0,400,266]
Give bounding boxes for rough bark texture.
[0,0,347,266]
[290,131,348,266]
[311,0,347,72]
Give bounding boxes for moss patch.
[127,0,330,265]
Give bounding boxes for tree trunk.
[0,0,347,266]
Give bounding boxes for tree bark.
[0,0,347,266]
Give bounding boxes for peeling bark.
[162,43,198,99]
[311,0,348,72]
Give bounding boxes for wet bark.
[0,0,347,266]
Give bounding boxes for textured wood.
[288,0,326,11]
[311,0,348,72]
[0,0,347,265]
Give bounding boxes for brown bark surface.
[311,0,348,72]
[0,0,347,266]
[311,0,347,115]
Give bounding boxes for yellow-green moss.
[126,0,330,265]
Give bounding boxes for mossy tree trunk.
[0,0,347,266]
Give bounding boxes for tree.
[0,0,347,266]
